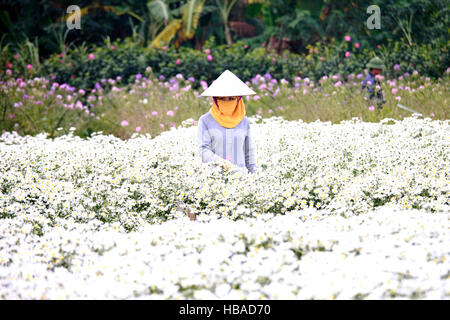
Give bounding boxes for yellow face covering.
[209,97,246,128]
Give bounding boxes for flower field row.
[1,68,449,139]
[0,207,448,299]
[0,116,449,299]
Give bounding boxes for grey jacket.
[197,111,256,173]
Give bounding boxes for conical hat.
[200,69,256,97]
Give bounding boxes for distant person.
[361,57,386,108]
[197,70,257,174]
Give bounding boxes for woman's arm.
[197,116,220,163]
[245,122,256,173]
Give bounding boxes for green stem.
[50,108,71,138]
[16,107,38,133]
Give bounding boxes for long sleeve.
[198,116,220,163]
[361,74,375,99]
[244,122,256,173]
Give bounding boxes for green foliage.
[28,35,449,91]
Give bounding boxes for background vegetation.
[0,0,448,139]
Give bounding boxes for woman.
[197,70,257,174]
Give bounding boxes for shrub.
[1,36,448,92]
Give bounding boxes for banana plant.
[214,0,240,45]
[151,0,206,49]
[54,0,181,46]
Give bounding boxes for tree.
[214,0,239,45]
[150,0,206,48]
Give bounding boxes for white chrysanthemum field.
[0,116,449,299]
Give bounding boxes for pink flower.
[268,109,273,114]
[174,106,179,110]
[89,54,95,60]
[162,46,167,50]
[345,51,350,58]
[167,110,174,117]
[111,45,116,50]
[430,112,435,117]
[345,35,351,42]
[225,155,231,161]
[27,64,32,69]
[368,105,375,111]
[207,55,213,61]
[355,42,360,48]
[244,45,248,49]
[395,96,401,101]
[14,54,19,60]
[176,59,181,65]
[392,88,398,94]
[152,111,158,116]
[121,120,129,126]
[7,63,12,68]
[159,123,165,128]
[135,126,141,132]
[204,49,210,54]
[253,95,260,100]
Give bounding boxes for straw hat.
[200,69,256,97]
[366,57,386,70]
